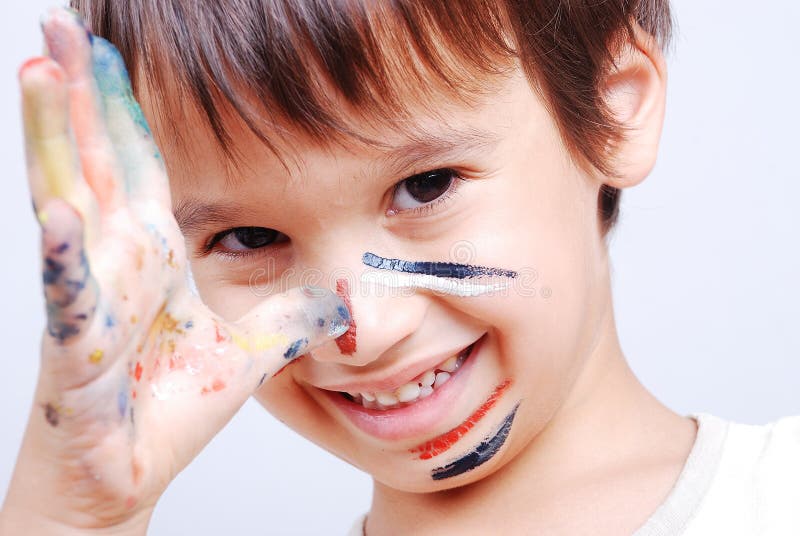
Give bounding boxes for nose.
[302,262,430,367]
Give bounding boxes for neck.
[366,294,694,534]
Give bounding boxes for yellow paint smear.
[135,303,187,355]
[88,349,104,364]
[232,332,289,353]
[38,140,74,197]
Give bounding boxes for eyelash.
[201,231,276,260]
[202,167,467,259]
[388,168,465,217]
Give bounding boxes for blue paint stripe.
[431,403,519,481]
[362,252,517,279]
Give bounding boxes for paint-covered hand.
[1,8,349,533]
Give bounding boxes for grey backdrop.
[1,2,798,534]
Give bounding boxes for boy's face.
[152,64,611,491]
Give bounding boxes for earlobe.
[601,23,668,189]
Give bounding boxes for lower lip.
[323,336,484,441]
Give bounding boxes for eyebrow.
[174,126,503,235]
[377,126,502,177]
[173,200,244,237]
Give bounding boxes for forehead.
[129,0,519,176]
[145,64,528,187]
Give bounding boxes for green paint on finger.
[91,36,152,136]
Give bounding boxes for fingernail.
[18,57,51,80]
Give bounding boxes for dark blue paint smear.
[431,403,520,481]
[117,390,128,419]
[363,252,517,280]
[43,244,94,343]
[44,403,59,427]
[47,310,81,342]
[283,338,309,360]
[43,257,65,285]
[105,314,116,328]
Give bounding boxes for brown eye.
[391,169,458,211]
[214,227,287,252]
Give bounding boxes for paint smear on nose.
[335,279,357,355]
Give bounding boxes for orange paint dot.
[214,324,226,343]
[212,379,226,392]
[131,458,142,486]
[134,362,143,382]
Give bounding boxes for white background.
[1,1,798,534]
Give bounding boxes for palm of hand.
[15,8,348,526]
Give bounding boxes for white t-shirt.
[347,413,800,535]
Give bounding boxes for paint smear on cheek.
[431,403,520,481]
[335,279,357,355]
[411,379,512,459]
[362,253,517,279]
[361,253,517,297]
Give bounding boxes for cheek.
[193,274,263,322]
[252,376,314,438]
[252,373,375,469]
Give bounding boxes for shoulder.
[722,414,800,479]
[345,513,367,536]
[739,415,800,501]
[686,413,800,534]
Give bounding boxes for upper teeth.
[345,346,469,410]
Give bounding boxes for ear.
[601,22,668,189]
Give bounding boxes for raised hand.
[1,8,349,533]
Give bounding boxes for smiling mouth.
[339,343,475,410]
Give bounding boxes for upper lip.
[313,337,480,395]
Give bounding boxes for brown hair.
[71,0,672,234]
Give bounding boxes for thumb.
[224,286,351,386]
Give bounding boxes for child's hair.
[71,0,672,234]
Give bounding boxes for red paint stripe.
[410,379,512,460]
[335,279,357,355]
